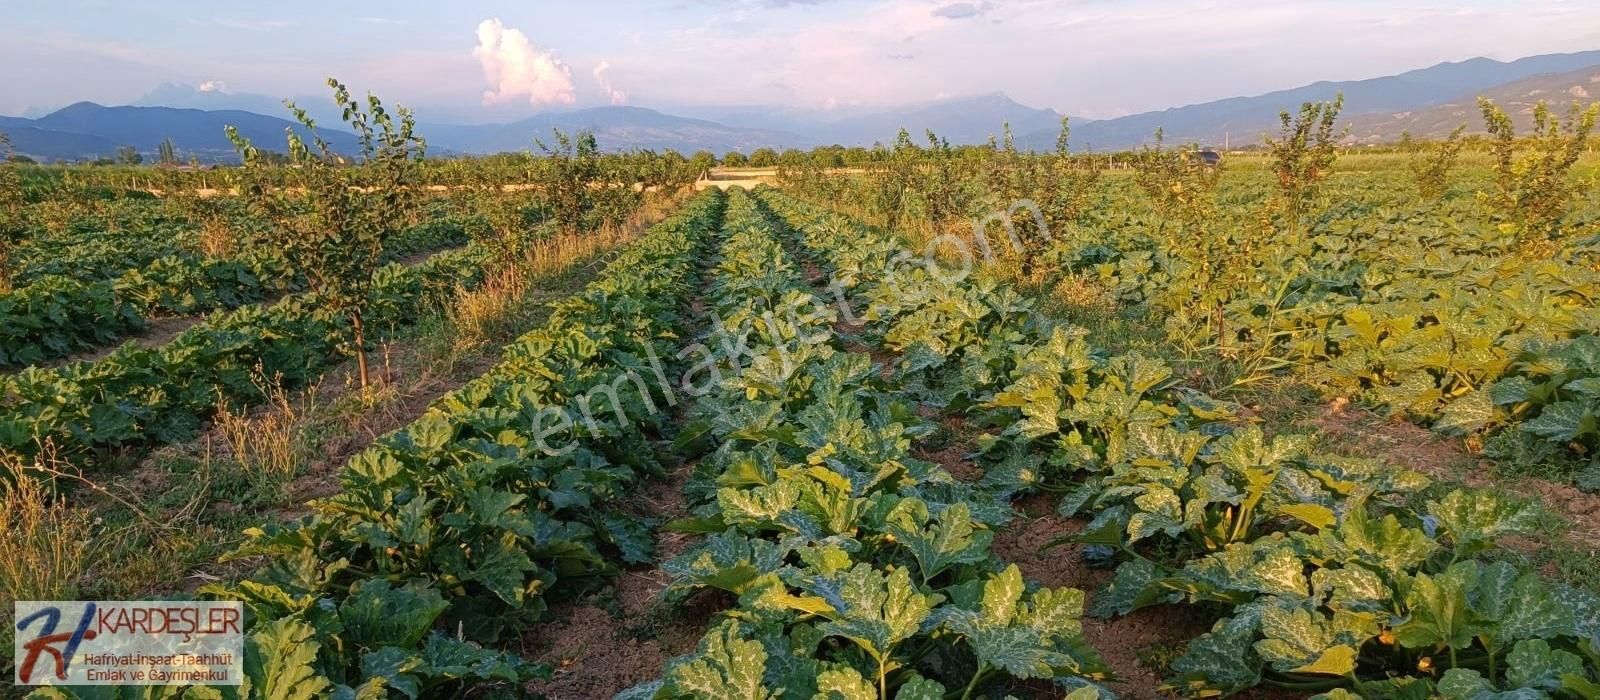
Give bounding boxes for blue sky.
[4,0,1599,120]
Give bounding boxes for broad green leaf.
[1522,401,1595,442]
[339,580,448,649]
[1394,563,1484,652]
[885,500,993,583]
[814,565,937,661]
[895,674,945,700]
[1505,639,1585,692]
[1436,390,1495,435]
[243,617,332,700]
[982,564,1026,624]
[812,668,875,700]
[1164,610,1264,697]
[1312,567,1390,613]
[1428,490,1538,550]
[665,622,772,700]
[1253,601,1363,676]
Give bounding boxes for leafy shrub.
[1479,97,1600,243]
[1266,94,1345,232]
[1402,126,1467,201]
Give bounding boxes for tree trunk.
[351,310,370,389]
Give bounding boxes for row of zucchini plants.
[1042,178,1599,489]
[759,190,1600,699]
[0,215,470,368]
[30,190,728,699]
[622,189,1110,699]
[0,234,481,466]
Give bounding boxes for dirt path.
[51,315,205,368]
[520,223,727,699]
[519,459,722,699]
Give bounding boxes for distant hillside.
[8,49,1600,160]
[422,106,809,154]
[1022,49,1600,150]
[0,103,359,162]
[0,123,118,160]
[1345,65,1600,143]
[821,93,1064,146]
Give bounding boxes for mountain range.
[3,49,1598,162]
[1018,49,1600,150]
[1344,64,1600,143]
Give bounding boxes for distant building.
[1197,148,1222,166]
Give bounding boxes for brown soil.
[279,351,501,510]
[912,413,985,482]
[993,502,1193,699]
[521,457,723,698]
[39,314,204,370]
[520,585,727,700]
[1306,400,1600,551]
[1301,397,1475,477]
[993,498,1305,699]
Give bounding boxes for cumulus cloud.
[472,18,576,106]
[593,61,628,105]
[198,80,227,92]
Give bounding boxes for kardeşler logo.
[14,601,243,686]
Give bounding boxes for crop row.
[20,191,726,700]
[0,236,481,466]
[24,190,729,699]
[0,215,470,368]
[622,189,1110,699]
[756,190,1600,699]
[1034,178,1600,486]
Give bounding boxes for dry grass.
[446,197,677,351]
[214,373,319,490]
[1049,271,1119,320]
[1,457,96,658]
[0,463,93,602]
[197,216,234,259]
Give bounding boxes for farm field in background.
[3,91,1600,700]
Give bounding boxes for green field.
[3,100,1600,699]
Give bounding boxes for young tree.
[1132,127,1220,229]
[116,145,143,166]
[1039,116,1102,237]
[1479,98,1598,243]
[869,128,922,232]
[157,138,180,167]
[534,129,601,233]
[1265,93,1345,233]
[1402,126,1466,201]
[920,129,970,228]
[688,150,716,181]
[227,77,426,388]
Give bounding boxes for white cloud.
[593,61,628,105]
[198,80,227,93]
[472,18,576,107]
